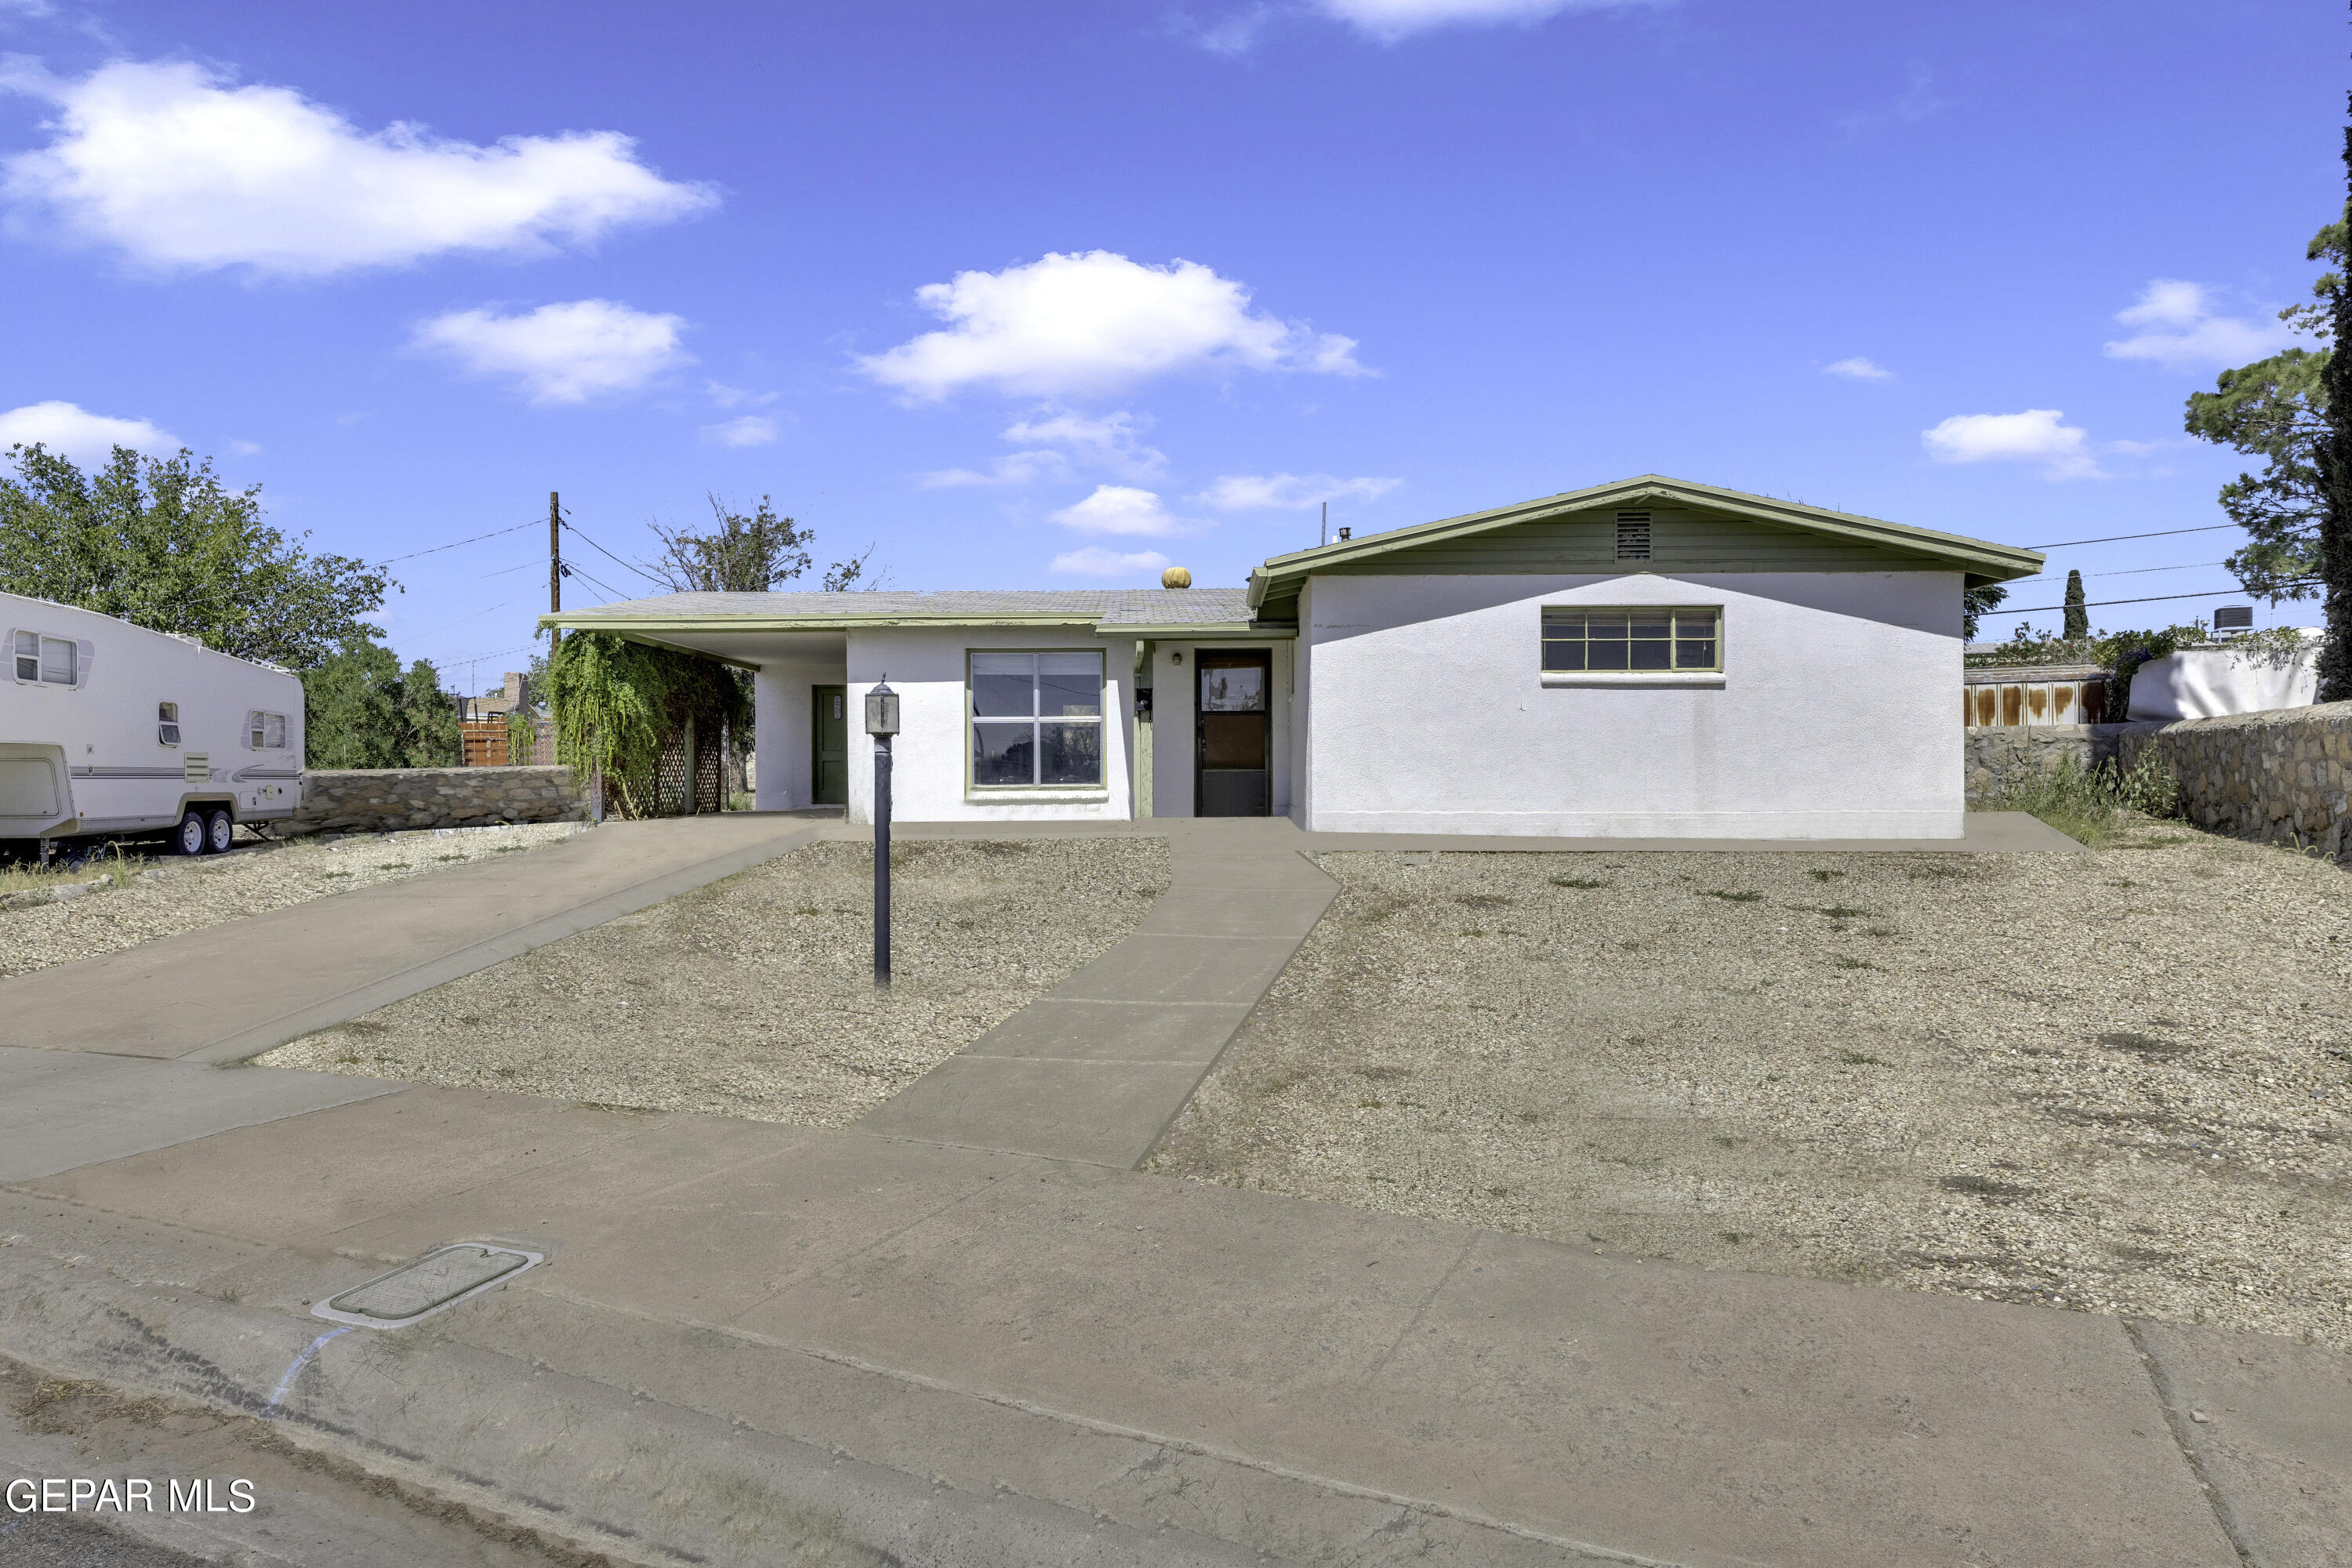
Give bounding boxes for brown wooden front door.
[1196,651,1270,817]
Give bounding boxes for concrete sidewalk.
[856,818,1338,1166]
[0,813,820,1065]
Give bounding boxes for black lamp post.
[864,677,900,989]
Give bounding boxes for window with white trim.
[247,710,289,750]
[1542,607,1721,672]
[13,631,75,685]
[970,652,1104,787]
[158,702,181,746]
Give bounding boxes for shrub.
[1982,752,2181,847]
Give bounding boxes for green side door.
[813,685,848,806]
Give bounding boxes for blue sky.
[0,0,2339,689]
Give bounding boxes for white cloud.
[1195,471,1400,510]
[0,60,713,276]
[858,251,1364,400]
[1313,0,1655,42]
[1823,356,1893,381]
[1051,485,1198,537]
[920,451,1071,489]
[1003,408,1167,479]
[1922,409,2102,481]
[0,399,178,463]
[700,415,778,447]
[2103,279,2302,369]
[1050,546,1173,579]
[412,299,689,404]
[702,381,778,411]
[227,437,262,456]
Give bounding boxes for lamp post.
[864,677,900,989]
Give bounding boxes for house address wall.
[283,765,586,834]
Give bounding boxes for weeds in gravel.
[0,844,146,898]
[1981,752,2182,848]
[1549,877,1607,890]
[1808,869,1846,882]
[1835,957,1880,971]
[1836,1051,1893,1066]
[1814,905,1871,918]
[1704,890,1765,903]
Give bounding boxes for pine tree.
[2325,107,2352,703]
[2063,569,2089,641]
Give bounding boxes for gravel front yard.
[1145,823,2352,1347]
[260,837,1172,1126]
[0,822,584,980]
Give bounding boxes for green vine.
[543,632,749,817]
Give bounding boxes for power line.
[1980,582,2312,618]
[560,517,664,588]
[2006,560,2229,585]
[561,562,633,602]
[2022,522,2237,550]
[372,520,538,566]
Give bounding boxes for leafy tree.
[0,444,388,667]
[2063,569,2089,640]
[2184,215,2342,604]
[301,641,460,768]
[1962,583,2007,641]
[543,631,748,816]
[645,492,878,593]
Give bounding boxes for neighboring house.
[458,672,553,767]
[543,475,2041,839]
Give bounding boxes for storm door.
[812,685,848,805]
[1196,651,1271,817]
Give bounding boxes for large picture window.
[1542,607,1720,673]
[971,651,1105,788]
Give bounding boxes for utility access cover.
[312,1243,543,1330]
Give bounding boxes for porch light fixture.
[866,677,898,988]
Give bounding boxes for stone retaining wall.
[285,766,586,835]
[1963,724,2140,805]
[2118,701,2352,854]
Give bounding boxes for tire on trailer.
[172,809,206,857]
[205,808,234,854]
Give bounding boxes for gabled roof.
[1245,474,2044,612]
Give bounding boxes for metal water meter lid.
[865,678,900,736]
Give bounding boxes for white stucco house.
[544,475,2042,839]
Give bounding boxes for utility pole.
[548,491,563,650]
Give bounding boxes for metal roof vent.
[2213,604,2253,637]
[1615,511,1652,561]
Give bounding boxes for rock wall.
[1963,724,2143,805]
[2118,702,2352,854]
[285,766,586,835]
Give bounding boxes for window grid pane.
[970,652,1105,786]
[41,637,74,684]
[1540,608,1719,672]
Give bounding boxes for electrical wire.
[560,517,665,587]
[1977,582,2315,618]
[2021,522,2238,550]
[560,562,633,602]
[2004,561,2230,585]
[372,520,539,566]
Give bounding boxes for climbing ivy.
[542,632,749,817]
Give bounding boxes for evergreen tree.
[2063,570,2089,640]
[2325,107,2352,702]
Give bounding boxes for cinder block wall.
[2118,701,2352,853]
[284,766,586,835]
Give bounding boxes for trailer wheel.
[205,808,234,854]
[172,809,206,856]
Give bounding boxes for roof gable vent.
[1614,511,1652,561]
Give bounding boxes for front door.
[812,685,848,805]
[1196,651,1270,817]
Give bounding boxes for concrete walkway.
[856,818,1338,1166]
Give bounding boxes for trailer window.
[13,631,76,685]
[158,702,181,746]
[249,711,288,750]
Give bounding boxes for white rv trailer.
[0,590,305,855]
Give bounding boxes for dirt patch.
[0,823,583,980]
[1145,822,2352,1347]
[261,837,1171,1126]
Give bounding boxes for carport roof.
[539,587,1284,648]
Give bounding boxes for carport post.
[865,678,900,989]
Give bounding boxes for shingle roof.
[546,586,1270,635]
